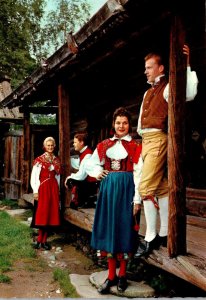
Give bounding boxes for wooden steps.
[64,207,206,291]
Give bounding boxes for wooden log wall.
[2,131,23,199]
[186,188,206,218]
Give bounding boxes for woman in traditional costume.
[86,107,142,294]
[30,137,62,250]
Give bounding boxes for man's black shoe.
[117,276,128,292]
[134,235,159,258]
[158,235,167,247]
[97,277,118,294]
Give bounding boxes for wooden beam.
[20,106,58,114]
[58,83,71,210]
[168,15,187,257]
[22,111,31,194]
[1,178,21,185]
[144,248,206,292]
[64,208,94,232]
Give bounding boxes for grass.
[0,198,19,209]
[0,200,80,297]
[53,268,80,298]
[0,210,36,282]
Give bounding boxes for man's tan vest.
[141,77,168,131]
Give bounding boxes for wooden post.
[168,15,187,257]
[58,83,71,211]
[22,110,31,194]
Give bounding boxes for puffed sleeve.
[163,67,198,102]
[71,156,80,170]
[85,149,104,179]
[30,163,41,193]
[69,153,92,181]
[186,66,198,101]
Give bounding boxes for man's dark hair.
[74,131,89,145]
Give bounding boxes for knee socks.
[107,258,117,280]
[107,258,127,279]
[143,199,157,242]
[158,196,168,237]
[118,259,127,278]
[37,229,48,243]
[37,229,43,243]
[42,231,48,243]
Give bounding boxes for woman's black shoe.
[41,242,51,250]
[134,235,159,258]
[117,276,128,292]
[33,241,41,249]
[97,277,118,294]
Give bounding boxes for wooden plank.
[64,208,94,232]
[187,215,206,229]
[64,208,206,258]
[144,248,206,292]
[3,133,23,199]
[1,178,21,184]
[186,188,206,217]
[187,187,206,200]
[26,106,58,114]
[186,199,206,218]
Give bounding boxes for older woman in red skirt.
[30,137,62,250]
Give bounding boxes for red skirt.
[31,175,61,228]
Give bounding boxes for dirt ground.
[1,207,206,298]
[0,232,100,298]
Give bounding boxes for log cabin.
[0,0,206,292]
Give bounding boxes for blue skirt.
[91,171,135,254]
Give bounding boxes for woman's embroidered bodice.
[33,153,62,175]
[97,138,141,172]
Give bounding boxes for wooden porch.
[64,187,206,292]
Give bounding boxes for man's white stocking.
[158,196,168,237]
[143,199,157,242]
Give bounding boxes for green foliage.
[30,113,56,125]
[0,210,36,282]
[0,0,45,89]
[53,268,80,298]
[1,0,91,90]
[42,0,91,53]
[0,198,19,209]
[9,124,23,131]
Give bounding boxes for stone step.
[70,270,155,298]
